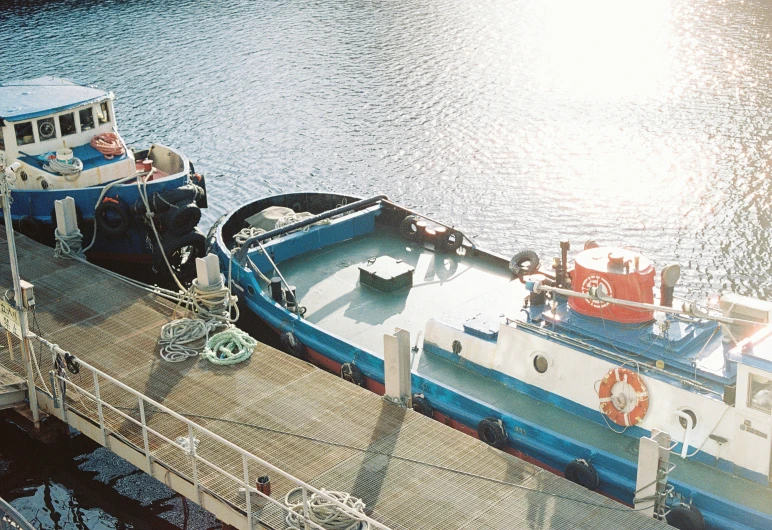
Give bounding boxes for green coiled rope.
[200,327,257,365]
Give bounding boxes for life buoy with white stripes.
[598,367,649,427]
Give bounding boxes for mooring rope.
[284,487,370,530]
[199,327,257,365]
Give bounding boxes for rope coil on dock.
[200,327,257,365]
[284,487,370,530]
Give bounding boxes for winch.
[569,246,656,324]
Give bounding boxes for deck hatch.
[358,256,414,293]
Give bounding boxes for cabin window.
[79,107,95,131]
[59,113,76,136]
[749,373,772,415]
[14,122,34,145]
[97,101,110,124]
[0,127,5,150]
[37,118,56,141]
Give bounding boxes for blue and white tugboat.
[0,77,207,277]
[210,192,772,530]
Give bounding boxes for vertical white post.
[635,429,671,519]
[138,397,152,471]
[54,196,79,236]
[242,453,252,526]
[195,254,221,287]
[384,328,412,406]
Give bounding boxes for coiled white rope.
[284,488,369,530]
[159,318,226,362]
[234,227,265,247]
[200,327,257,365]
[54,227,85,259]
[44,157,83,180]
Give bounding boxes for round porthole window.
[533,354,549,374]
[678,408,697,430]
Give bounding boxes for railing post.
[92,371,107,447]
[138,397,152,471]
[302,487,310,530]
[188,423,201,505]
[242,453,252,527]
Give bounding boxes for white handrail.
[33,331,391,530]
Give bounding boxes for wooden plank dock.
[0,230,668,530]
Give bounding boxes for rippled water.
[1,0,771,525]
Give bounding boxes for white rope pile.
[44,157,83,180]
[54,227,85,259]
[200,327,257,365]
[159,318,226,362]
[233,227,265,247]
[284,488,370,530]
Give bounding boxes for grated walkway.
[0,231,668,530]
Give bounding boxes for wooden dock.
[0,230,667,530]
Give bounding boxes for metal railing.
[0,496,35,530]
[34,333,391,530]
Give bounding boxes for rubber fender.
[666,504,706,530]
[438,229,463,253]
[411,393,433,417]
[136,184,204,215]
[564,459,600,490]
[340,362,364,386]
[509,249,540,276]
[477,417,508,449]
[95,197,131,237]
[280,332,306,358]
[399,215,419,240]
[161,200,201,236]
[153,228,206,281]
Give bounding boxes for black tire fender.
[439,229,463,253]
[477,417,508,449]
[18,216,45,241]
[666,504,706,530]
[411,393,433,417]
[153,228,206,280]
[280,332,306,358]
[564,459,600,490]
[399,215,419,240]
[340,362,364,386]
[161,200,201,236]
[95,197,131,237]
[509,249,540,276]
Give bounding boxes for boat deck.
[282,229,522,357]
[280,228,772,517]
[0,230,668,529]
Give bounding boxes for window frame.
[748,372,772,415]
[79,106,96,131]
[58,112,77,136]
[14,121,35,146]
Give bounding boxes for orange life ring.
[598,367,649,427]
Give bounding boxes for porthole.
[533,354,549,374]
[452,340,462,355]
[678,408,697,430]
[246,285,256,296]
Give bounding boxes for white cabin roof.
[0,77,109,122]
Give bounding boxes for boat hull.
[213,192,772,530]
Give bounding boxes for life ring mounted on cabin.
[598,367,649,427]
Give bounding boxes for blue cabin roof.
[0,77,109,122]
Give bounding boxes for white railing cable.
[32,332,391,530]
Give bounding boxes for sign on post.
[0,298,22,339]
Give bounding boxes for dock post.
[384,328,412,407]
[634,429,672,520]
[196,254,221,287]
[1,164,39,426]
[53,196,79,237]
